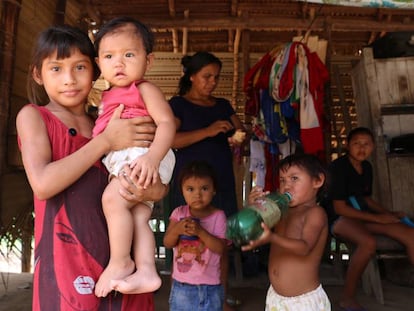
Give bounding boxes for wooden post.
[323,17,336,159]
[232,28,241,108]
[168,0,179,53]
[54,0,67,25]
[0,1,21,171]
[182,10,189,55]
[0,0,23,270]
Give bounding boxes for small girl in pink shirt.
[164,161,228,311]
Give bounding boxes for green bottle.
[226,191,292,247]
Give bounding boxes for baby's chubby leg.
[95,177,136,297]
[111,203,161,294]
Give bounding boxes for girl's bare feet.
[111,264,161,294]
[94,259,135,297]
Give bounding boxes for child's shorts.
[265,284,331,311]
[103,147,175,184]
[169,279,224,311]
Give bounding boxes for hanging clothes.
[243,41,329,191]
[269,42,329,155]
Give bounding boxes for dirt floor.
[2,265,414,311]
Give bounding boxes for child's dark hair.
[278,153,329,200]
[178,51,222,96]
[178,161,218,190]
[347,126,375,143]
[94,16,154,55]
[27,25,99,105]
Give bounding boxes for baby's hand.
[130,154,160,189]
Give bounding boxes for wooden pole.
[0,0,26,272]
[0,0,21,172]
[323,17,336,160]
[54,0,67,25]
[232,28,241,108]
[168,0,179,53]
[182,10,189,55]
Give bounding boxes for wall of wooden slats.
[351,48,414,216]
[2,0,85,236]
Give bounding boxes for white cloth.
[277,139,296,159]
[102,147,175,185]
[249,139,266,188]
[296,44,320,130]
[265,284,331,311]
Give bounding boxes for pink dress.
[93,81,148,137]
[92,81,175,183]
[169,205,227,285]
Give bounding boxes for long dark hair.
[178,51,222,96]
[27,25,99,105]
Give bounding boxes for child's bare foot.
[111,265,162,294]
[94,259,135,297]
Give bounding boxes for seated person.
[325,127,414,311]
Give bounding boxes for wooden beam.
[86,5,101,25]
[139,16,414,33]
[54,0,66,25]
[379,14,392,38]
[182,10,189,55]
[168,0,179,53]
[168,0,175,17]
[232,28,241,107]
[228,0,238,53]
[228,30,234,53]
[242,29,250,74]
[0,0,21,171]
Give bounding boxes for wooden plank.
[399,114,414,135]
[387,156,414,217]
[351,48,393,208]
[375,58,414,106]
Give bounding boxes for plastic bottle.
[226,191,292,247]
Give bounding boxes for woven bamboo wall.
[145,52,263,123]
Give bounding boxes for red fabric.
[264,144,280,192]
[300,48,329,155]
[27,104,154,311]
[244,53,274,116]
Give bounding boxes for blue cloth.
[260,90,288,146]
[169,279,224,311]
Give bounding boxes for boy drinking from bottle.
[243,153,331,311]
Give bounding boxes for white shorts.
[265,284,331,311]
[102,147,175,185]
